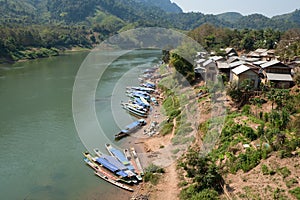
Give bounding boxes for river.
[0,50,161,200]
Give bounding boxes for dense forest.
[1,0,300,63]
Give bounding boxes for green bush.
[278,167,291,178]
[261,164,270,175]
[286,178,298,188]
[190,189,220,200]
[242,105,251,115]
[143,172,159,185]
[289,187,300,200]
[160,121,174,136]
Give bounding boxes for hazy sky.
[171,0,300,17]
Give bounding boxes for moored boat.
[124,148,142,181]
[94,172,134,192]
[106,144,131,167]
[83,157,119,181]
[94,148,136,178]
[130,147,144,175]
[131,86,154,93]
[122,104,148,118]
[114,119,146,140]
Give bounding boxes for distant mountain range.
[0,0,300,31]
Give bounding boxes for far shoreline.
[0,46,92,65]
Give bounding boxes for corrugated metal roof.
[227,56,240,64]
[196,58,206,64]
[232,64,251,75]
[210,56,224,61]
[217,62,230,69]
[261,60,281,68]
[254,48,268,53]
[229,60,245,68]
[266,73,293,81]
[203,59,214,67]
[253,60,267,66]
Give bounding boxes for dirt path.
[150,163,180,200]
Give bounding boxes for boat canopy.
[126,121,140,130]
[134,98,149,108]
[116,171,128,177]
[96,157,119,173]
[101,154,127,171]
[121,129,129,134]
[110,148,130,165]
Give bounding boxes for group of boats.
[122,80,158,119]
[83,68,160,191]
[83,144,144,192]
[113,68,159,140]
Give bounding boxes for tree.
[170,53,195,83]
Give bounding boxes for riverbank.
[122,65,200,200]
[0,46,91,64]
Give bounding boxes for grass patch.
[144,164,165,185]
[289,187,300,200]
[278,167,291,178]
[160,121,174,136]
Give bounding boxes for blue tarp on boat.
[116,171,128,177]
[109,148,129,165]
[101,154,127,171]
[126,121,140,130]
[134,98,148,108]
[96,158,118,172]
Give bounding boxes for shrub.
[143,172,159,185]
[289,187,300,200]
[286,178,298,188]
[242,105,251,115]
[160,121,174,136]
[261,164,270,175]
[278,167,291,178]
[190,189,220,200]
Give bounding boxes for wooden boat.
[105,144,131,166]
[83,157,119,181]
[114,119,146,140]
[124,149,142,181]
[131,86,154,93]
[94,172,134,192]
[133,98,150,109]
[130,147,144,175]
[121,102,148,113]
[140,96,150,106]
[94,148,136,178]
[122,104,148,118]
[83,152,129,179]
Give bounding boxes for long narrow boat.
[114,119,146,140]
[133,98,150,109]
[131,86,154,93]
[122,104,148,118]
[121,102,147,112]
[124,149,142,181]
[130,147,144,175]
[139,96,150,106]
[83,157,119,181]
[105,144,132,167]
[85,157,134,192]
[94,172,134,192]
[94,148,136,177]
[83,152,129,178]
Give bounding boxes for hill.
[136,0,182,13]
[0,0,299,31]
[217,12,243,23]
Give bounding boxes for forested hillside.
[1,0,300,63]
[1,0,300,30]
